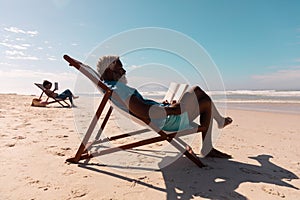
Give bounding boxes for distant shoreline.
[225,102,300,115]
[3,93,300,115]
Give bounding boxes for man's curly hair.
[96,55,119,77]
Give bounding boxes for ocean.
[141,90,300,115]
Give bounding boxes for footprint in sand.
[261,186,285,198]
[61,147,71,151]
[36,130,43,134]
[5,143,16,147]
[47,146,72,157]
[27,178,41,185]
[56,135,69,138]
[55,152,66,156]
[70,187,88,198]
[63,169,77,176]
[27,178,57,191]
[12,136,26,140]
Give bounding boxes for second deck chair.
[63,55,205,168]
[34,82,70,107]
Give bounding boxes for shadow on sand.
[160,154,298,199]
[78,154,298,199]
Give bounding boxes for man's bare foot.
[73,96,79,99]
[218,117,233,129]
[205,148,232,159]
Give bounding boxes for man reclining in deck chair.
[43,80,79,107]
[97,56,233,158]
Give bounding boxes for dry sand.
[0,94,299,200]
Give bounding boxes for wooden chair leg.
[184,151,206,168]
[66,92,111,163]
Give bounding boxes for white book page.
[163,82,179,103]
[173,84,189,101]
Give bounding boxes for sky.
[0,0,300,94]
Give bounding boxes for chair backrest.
[64,55,149,126]
[63,55,110,93]
[34,83,50,100]
[34,83,46,91]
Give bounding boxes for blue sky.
[0,0,300,94]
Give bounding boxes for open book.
[163,82,189,103]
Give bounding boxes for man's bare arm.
[127,95,182,120]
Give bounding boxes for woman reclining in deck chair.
[97,56,233,158]
[43,80,78,107]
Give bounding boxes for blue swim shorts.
[161,112,192,132]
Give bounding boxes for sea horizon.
[2,89,300,115]
[141,89,300,115]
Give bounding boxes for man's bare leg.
[198,98,232,159]
[192,86,233,128]
[180,86,233,158]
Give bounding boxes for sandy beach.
[0,94,299,200]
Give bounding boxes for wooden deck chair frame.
[34,83,70,108]
[63,55,205,168]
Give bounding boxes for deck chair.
[63,54,205,168]
[34,82,70,107]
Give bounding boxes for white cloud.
[253,69,300,80]
[0,69,75,79]
[7,55,39,60]
[4,50,38,60]
[27,30,38,36]
[4,27,26,34]
[47,57,57,61]
[5,50,25,56]
[127,65,141,71]
[0,62,18,67]
[252,67,300,89]
[71,43,78,46]
[0,42,27,50]
[4,26,38,36]
[2,38,10,42]
[21,44,31,47]
[15,38,25,41]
